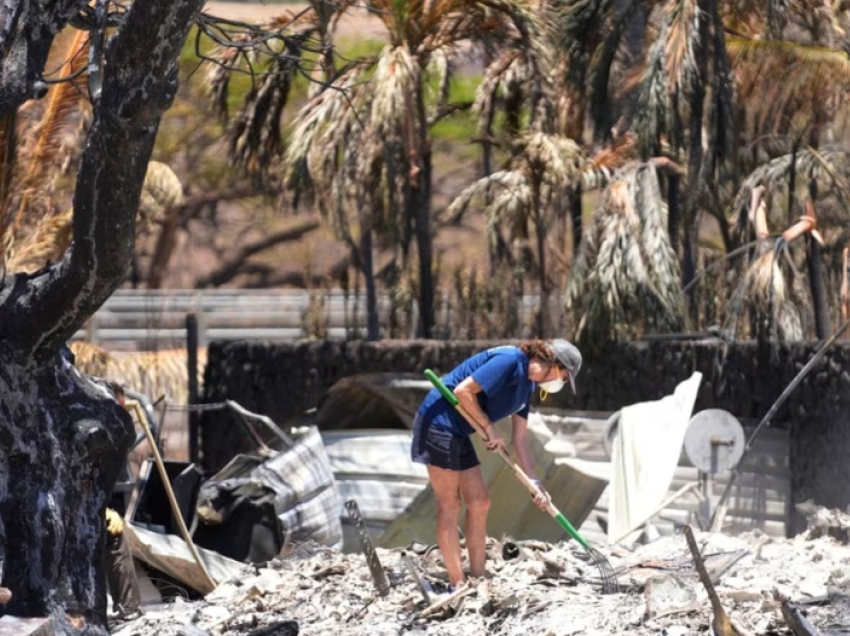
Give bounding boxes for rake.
[424,369,619,594]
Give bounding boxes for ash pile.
[114,505,850,636]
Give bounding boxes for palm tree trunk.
[570,184,583,251]
[358,209,380,341]
[682,0,710,323]
[807,180,830,338]
[610,0,646,138]
[667,173,681,253]
[533,182,549,337]
[808,235,830,338]
[413,88,435,339]
[787,141,799,227]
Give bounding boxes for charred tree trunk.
[681,0,710,324]
[0,1,203,634]
[667,172,682,254]
[359,209,380,341]
[413,86,435,339]
[533,181,549,337]
[0,355,134,634]
[569,184,582,252]
[807,181,830,339]
[808,235,830,338]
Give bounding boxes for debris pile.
[114,513,850,636]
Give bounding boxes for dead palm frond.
[665,0,701,92]
[6,210,73,273]
[724,189,824,341]
[634,25,676,159]
[69,341,207,405]
[0,29,91,273]
[582,132,639,190]
[138,161,184,231]
[8,161,182,274]
[13,29,90,229]
[447,132,584,225]
[0,112,17,269]
[285,65,364,220]
[729,149,850,244]
[204,15,319,182]
[728,37,850,135]
[565,160,684,344]
[471,0,556,132]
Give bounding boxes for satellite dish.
[684,409,745,474]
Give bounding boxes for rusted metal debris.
[344,499,391,597]
[775,590,822,636]
[399,551,431,604]
[684,525,743,636]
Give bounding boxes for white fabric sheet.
[607,372,702,543]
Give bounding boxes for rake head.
[586,546,619,595]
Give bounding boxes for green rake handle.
[424,369,590,550]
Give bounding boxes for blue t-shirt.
[418,346,534,437]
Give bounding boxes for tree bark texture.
[681,0,710,324]
[0,357,135,634]
[0,0,203,633]
[413,86,434,339]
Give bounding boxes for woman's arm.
[511,414,538,478]
[454,376,505,450]
[512,413,551,510]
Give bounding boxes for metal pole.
[186,313,199,467]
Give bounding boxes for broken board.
[124,522,245,595]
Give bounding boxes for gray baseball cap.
[547,339,582,394]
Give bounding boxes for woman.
[411,338,582,588]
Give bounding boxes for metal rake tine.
[587,547,619,594]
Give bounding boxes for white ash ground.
[114,528,850,636]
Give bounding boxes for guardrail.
[71,289,548,350]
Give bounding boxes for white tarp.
[607,372,702,543]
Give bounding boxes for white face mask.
[538,378,565,401]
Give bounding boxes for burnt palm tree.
[552,0,850,336]
[728,150,850,339]
[282,0,553,338]
[447,132,585,335]
[565,159,686,345]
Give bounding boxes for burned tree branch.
[197,218,320,288]
[0,0,204,359]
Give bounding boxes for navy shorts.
[411,413,480,471]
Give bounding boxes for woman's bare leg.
[460,465,490,579]
[427,465,465,586]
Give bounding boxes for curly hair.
[518,339,561,366]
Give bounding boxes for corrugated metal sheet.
[321,430,429,552]
[539,410,791,544]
